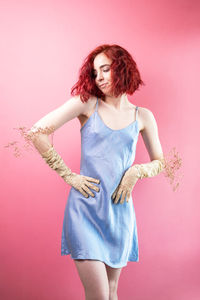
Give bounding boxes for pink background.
[1,0,200,299]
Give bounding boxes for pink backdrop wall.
[1,0,200,299]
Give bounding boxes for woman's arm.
[28,95,91,153]
[28,95,100,198]
[132,108,165,179]
[140,107,164,161]
[133,107,165,179]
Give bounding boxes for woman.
[29,44,165,300]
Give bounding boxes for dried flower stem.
[4,125,55,157]
[162,147,183,191]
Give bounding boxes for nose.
[96,71,104,82]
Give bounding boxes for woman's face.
[93,53,113,95]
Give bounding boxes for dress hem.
[61,250,139,268]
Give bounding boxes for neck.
[103,93,129,110]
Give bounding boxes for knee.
[85,290,109,300]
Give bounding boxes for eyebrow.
[93,64,110,71]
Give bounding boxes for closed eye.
[93,68,110,78]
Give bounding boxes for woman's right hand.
[65,172,100,198]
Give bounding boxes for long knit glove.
[112,159,165,204]
[133,159,165,179]
[41,146,100,198]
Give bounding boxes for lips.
[99,83,107,88]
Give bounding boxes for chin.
[105,91,113,96]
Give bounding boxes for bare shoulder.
[67,94,94,115]
[137,106,157,133]
[77,95,97,125]
[80,95,97,117]
[137,106,163,161]
[76,95,97,128]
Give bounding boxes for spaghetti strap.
[135,106,139,121]
[95,97,98,112]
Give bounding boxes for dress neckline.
[80,97,139,132]
[80,110,138,132]
[96,110,138,132]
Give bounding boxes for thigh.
[105,263,123,288]
[73,259,109,297]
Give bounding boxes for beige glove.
[41,146,100,198]
[133,159,165,179]
[112,159,165,204]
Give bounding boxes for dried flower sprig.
[4,125,55,158]
[162,147,183,192]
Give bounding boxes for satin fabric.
[61,97,139,268]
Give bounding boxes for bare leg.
[105,264,123,300]
[74,259,109,300]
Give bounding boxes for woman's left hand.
[111,166,139,204]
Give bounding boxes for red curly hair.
[71,44,145,102]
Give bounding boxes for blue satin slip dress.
[61,96,139,268]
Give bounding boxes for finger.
[85,176,100,184]
[112,184,120,200]
[85,181,100,192]
[79,187,89,198]
[114,188,122,204]
[82,184,95,197]
[126,191,131,202]
[119,190,126,204]
[111,188,118,200]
